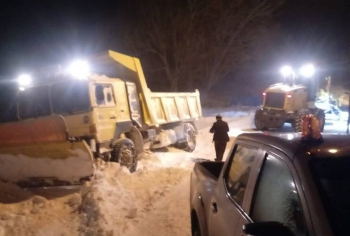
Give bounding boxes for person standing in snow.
[210,114,230,161]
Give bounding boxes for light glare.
[280,66,293,77]
[328,149,338,154]
[299,64,315,78]
[18,74,32,87]
[68,60,90,79]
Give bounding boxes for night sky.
[0,0,349,90]
[0,1,124,80]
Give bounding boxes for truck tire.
[295,109,308,132]
[111,138,138,173]
[182,124,196,152]
[254,109,267,130]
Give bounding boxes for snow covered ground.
[0,106,348,236]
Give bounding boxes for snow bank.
[79,155,193,236]
[0,180,81,236]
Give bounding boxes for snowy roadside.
[0,106,255,236]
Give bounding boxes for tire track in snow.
[125,175,191,236]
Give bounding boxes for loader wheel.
[295,109,308,132]
[180,123,196,152]
[315,110,325,132]
[254,110,267,130]
[111,138,138,173]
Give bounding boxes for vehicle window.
[251,155,308,236]
[51,80,90,114]
[224,145,258,205]
[310,158,350,236]
[94,84,115,106]
[19,86,51,119]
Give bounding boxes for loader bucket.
[0,116,95,185]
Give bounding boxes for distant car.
[190,132,350,236]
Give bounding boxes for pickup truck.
[190,132,350,236]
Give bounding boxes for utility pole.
[326,76,332,102]
[347,91,350,134]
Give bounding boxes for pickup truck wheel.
[193,227,201,236]
[191,213,202,236]
[111,138,138,173]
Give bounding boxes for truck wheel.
[254,110,267,130]
[111,138,138,173]
[182,124,196,152]
[295,109,308,132]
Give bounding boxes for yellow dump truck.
[0,50,202,185]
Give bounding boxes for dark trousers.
[214,141,227,161]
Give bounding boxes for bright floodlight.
[280,66,293,77]
[17,74,32,87]
[68,60,90,79]
[299,64,315,78]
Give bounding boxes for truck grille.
[264,92,285,109]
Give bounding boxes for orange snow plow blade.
[0,116,95,185]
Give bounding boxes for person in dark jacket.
[210,114,230,161]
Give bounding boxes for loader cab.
[262,84,308,112]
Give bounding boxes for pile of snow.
[0,106,255,236]
[0,180,81,236]
[79,155,193,236]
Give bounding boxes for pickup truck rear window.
[310,158,350,236]
[224,145,258,205]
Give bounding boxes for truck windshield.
[310,158,350,236]
[19,86,51,119]
[51,80,90,114]
[265,92,285,108]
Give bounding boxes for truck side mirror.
[243,221,295,236]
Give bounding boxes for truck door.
[236,150,312,236]
[208,143,262,236]
[125,82,142,127]
[92,83,118,142]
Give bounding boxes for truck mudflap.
[0,116,95,185]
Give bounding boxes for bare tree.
[121,0,282,91]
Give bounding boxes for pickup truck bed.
[194,161,224,181]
